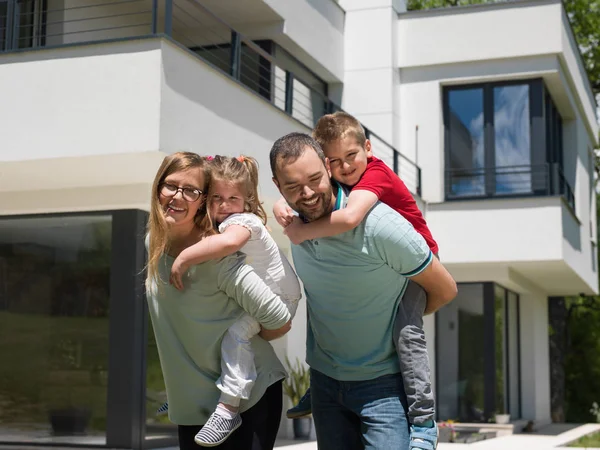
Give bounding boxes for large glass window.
[436,283,521,422]
[145,317,177,444]
[446,88,485,197]
[494,84,531,194]
[436,284,486,421]
[444,79,567,204]
[0,215,111,445]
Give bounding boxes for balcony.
[445,163,575,212]
[0,0,421,194]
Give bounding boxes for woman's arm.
[218,254,291,331]
[284,190,379,244]
[170,225,250,290]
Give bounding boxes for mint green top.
[291,185,432,381]
[146,251,291,425]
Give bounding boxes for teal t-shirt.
[291,185,432,381]
[146,250,290,425]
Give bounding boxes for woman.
[146,152,291,450]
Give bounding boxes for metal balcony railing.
[0,0,422,195]
[445,163,575,211]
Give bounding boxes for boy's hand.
[284,216,308,245]
[170,256,190,291]
[273,199,294,228]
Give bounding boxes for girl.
[146,152,292,450]
[167,155,302,447]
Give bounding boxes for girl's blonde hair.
[146,152,214,289]
[209,155,267,225]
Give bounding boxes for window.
[0,214,111,444]
[444,79,568,206]
[0,0,45,52]
[436,282,521,421]
[0,210,150,448]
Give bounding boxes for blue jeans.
[310,369,410,450]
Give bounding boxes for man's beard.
[292,190,333,222]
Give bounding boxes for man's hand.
[273,198,295,228]
[259,320,292,341]
[170,255,191,291]
[410,256,457,315]
[283,216,308,245]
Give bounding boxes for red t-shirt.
[352,157,439,254]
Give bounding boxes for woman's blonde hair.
[146,152,214,289]
[209,155,267,225]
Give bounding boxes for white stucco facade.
[0,0,597,439]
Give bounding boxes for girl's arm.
[284,190,379,244]
[170,225,250,290]
[218,253,291,331]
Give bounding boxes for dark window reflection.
[145,317,177,442]
[0,215,110,445]
[494,286,507,414]
[447,88,485,197]
[436,284,486,422]
[436,283,521,422]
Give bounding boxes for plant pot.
[494,413,510,424]
[293,417,312,440]
[49,407,91,435]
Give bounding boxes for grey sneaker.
[194,412,242,447]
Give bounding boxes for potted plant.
[283,357,311,440]
[494,409,511,424]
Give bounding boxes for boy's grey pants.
[393,280,435,425]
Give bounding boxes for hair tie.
[237,156,245,163]
[206,155,214,161]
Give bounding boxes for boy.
[273,111,440,450]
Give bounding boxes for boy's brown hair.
[312,111,367,150]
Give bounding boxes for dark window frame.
[443,78,564,203]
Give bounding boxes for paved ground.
[275,423,600,450]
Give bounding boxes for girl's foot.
[156,402,169,416]
[194,405,242,447]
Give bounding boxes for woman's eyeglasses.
[160,183,203,202]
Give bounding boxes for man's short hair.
[313,111,367,149]
[270,132,326,178]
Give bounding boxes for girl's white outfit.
[216,213,302,406]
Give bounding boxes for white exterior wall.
[0,40,162,162]
[520,290,552,424]
[339,1,401,146]
[397,1,562,69]
[262,0,345,82]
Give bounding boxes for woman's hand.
[170,255,191,291]
[259,320,292,341]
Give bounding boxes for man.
[270,132,457,449]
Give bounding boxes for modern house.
[0,0,597,447]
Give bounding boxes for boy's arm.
[284,190,379,244]
[170,225,250,290]
[273,197,295,227]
